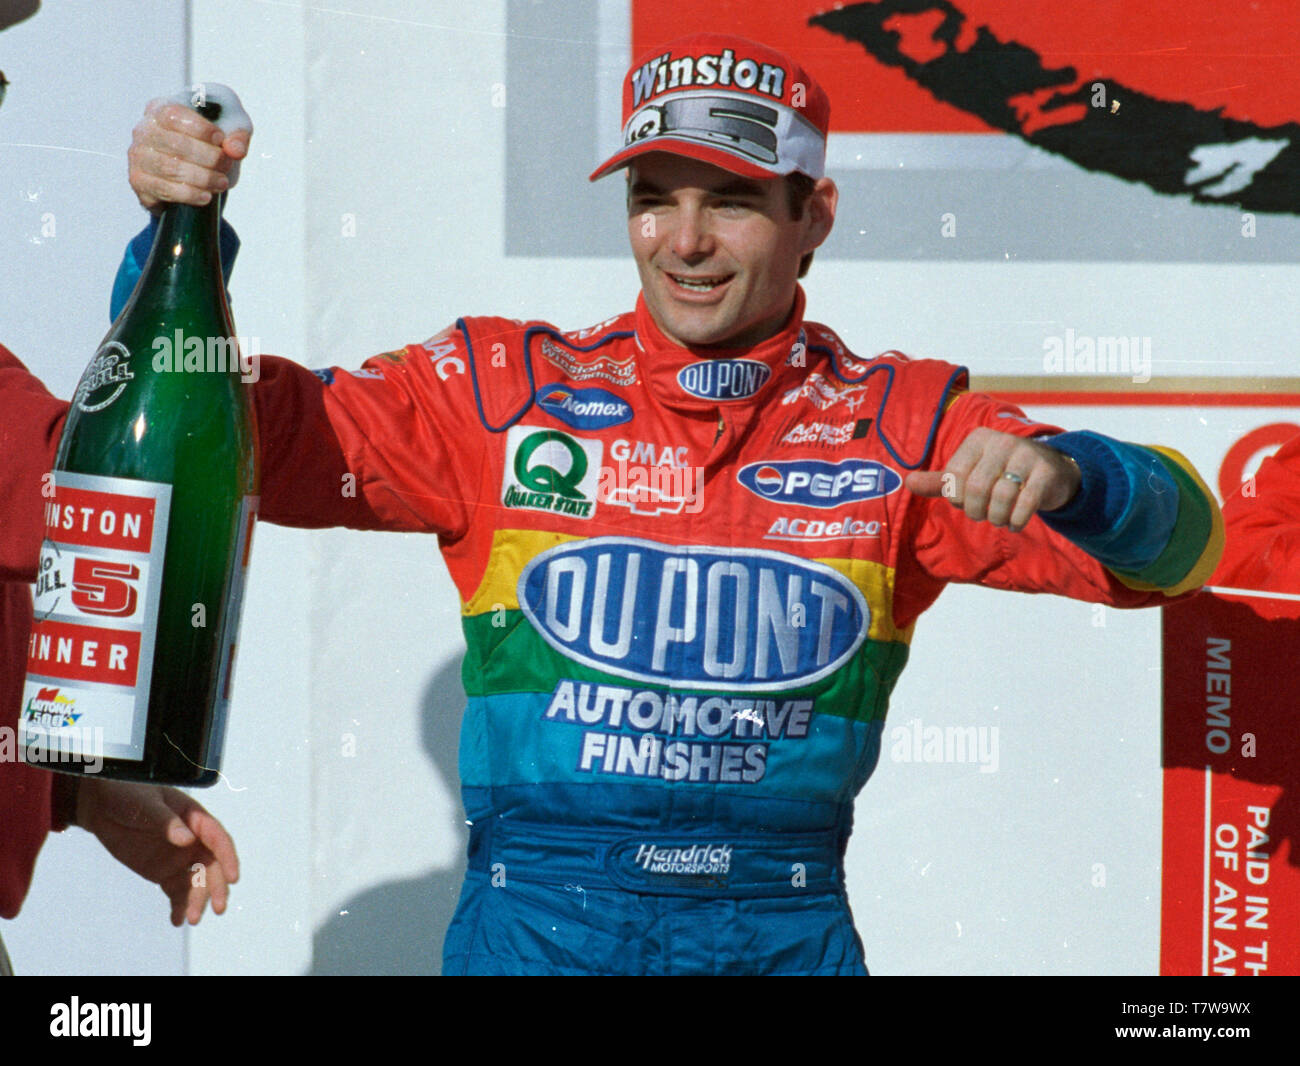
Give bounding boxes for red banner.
[1161,591,1300,975]
[632,0,1300,133]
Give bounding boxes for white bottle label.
[20,472,171,765]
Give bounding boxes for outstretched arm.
[902,391,1223,606]
[65,777,240,927]
[2,587,238,926]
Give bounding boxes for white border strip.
[1205,584,1300,603]
[1201,763,1212,976]
[826,131,1071,172]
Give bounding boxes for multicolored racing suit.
[1,264,1223,973]
[228,284,1225,974]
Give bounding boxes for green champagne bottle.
[20,99,259,786]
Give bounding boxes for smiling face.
[627,153,836,349]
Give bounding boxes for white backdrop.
[4,0,1295,976]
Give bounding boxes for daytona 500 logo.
[517,538,868,691]
[737,459,901,508]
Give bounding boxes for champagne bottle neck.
[129,200,232,330]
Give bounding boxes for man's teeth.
[672,275,727,291]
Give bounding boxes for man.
[9,34,1220,975]
[0,353,240,976]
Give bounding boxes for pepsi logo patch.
[737,458,902,508]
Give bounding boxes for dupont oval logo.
[535,383,633,430]
[518,537,869,691]
[737,459,902,509]
[676,359,771,401]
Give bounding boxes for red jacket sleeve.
[1213,433,1300,594]
[894,390,1217,628]
[0,344,67,582]
[252,330,487,540]
[0,583,54,920]
[0,333,488,556]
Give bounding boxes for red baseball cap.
[589,33,831,182]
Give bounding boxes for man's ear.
[804,177,838,254]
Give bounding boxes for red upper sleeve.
[253,332,487,541]
[0,346,69,916]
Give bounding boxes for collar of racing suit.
[630,284,815,416]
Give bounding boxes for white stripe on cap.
[620,89,826,179]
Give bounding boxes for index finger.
[146,100,225,146]
[187,806,241,884]
[203,857,231,919]
[932,430,988,505]
[943,427,1013,478]
[162,789,240,883]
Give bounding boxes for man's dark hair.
[786,172,817,279]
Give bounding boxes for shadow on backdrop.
[308,653,468,975]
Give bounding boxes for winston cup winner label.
[21,471,171,763]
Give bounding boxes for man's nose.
[670,205,715,260]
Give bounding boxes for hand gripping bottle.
[20,85,259,785]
